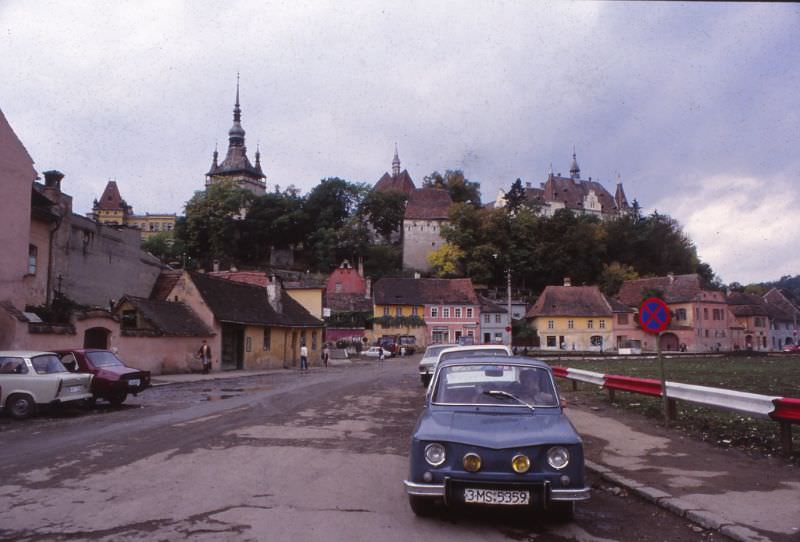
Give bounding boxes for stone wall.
[54,214,163,307]
[402,218,447,271]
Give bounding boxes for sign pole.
[657,330,669,427]
[639,297,672,428]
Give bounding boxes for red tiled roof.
[526,285,612,318]
[95,181,129,211]
[149,270,183,300]
[375,170,416,196]
[727,292,770,317]
[118,296,213,337]
[374,277,477,306]
[542,175,618,213]
[617,274,708,306]
[404,188,452,220]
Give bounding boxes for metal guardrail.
[665,382,778,419]
[552,365,800,456]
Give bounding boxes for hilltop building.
[401,188,453,271]
[374,145,416,196]
[205,78,267,195]
[90,180,176,240]
[494,150,630,218]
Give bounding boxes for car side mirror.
[560,397,568,409]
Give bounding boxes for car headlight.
[424,443,446,467]
[511,454,531,473]
[547,446,570,470]
[463,452,481,472]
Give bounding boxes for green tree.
[358,189,408,241]
[179,182,253,266]
[599,262,639,296]
[238,189,308,263]
[304,178,367,231]
[428,243,465,277]
[504,178,527,213]
[423,169,481,207]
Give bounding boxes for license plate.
[128,379,141,387]
[67,386,83,393]
[464,488,530,505]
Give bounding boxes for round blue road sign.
[639,297,671,335]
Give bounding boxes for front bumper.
[403,480,590,502]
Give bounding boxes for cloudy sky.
[1,1,798,284]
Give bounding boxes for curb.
[584,460,771,542]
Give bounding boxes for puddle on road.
[221,388,244,392]
[205,394,237,401]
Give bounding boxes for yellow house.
[284,280,325,320]
[127,213,177,240]
[526,284,615,351]
[91,180,176,240]
[162,271,324,371]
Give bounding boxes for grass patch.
[552,354,800,463]
[554,354,800,397]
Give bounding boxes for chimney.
[525,181,532,188]
[212,259,220,273]
[43,170,64,191]
[364,277,372,299]
[563,277,572,287]
[667,272,675,284]
[357,257,365,277]
[267,275,283,313]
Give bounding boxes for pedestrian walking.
[300,344,309,372]
[322,344,330,368]
[197,340,212,374]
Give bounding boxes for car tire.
[108,392,128,406]
[6,394,35,420]
[549,501,575,522]
[408,495,437,517]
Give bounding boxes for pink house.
[423,279,480,344]
[617,273,731,352]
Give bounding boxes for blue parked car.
[404,356,589,520]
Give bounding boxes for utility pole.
[507,268,512,348]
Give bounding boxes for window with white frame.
[484,314,490,323]
[547,320,554,329]
[495,314,501,324]
[567,320,574,329]
[599,319,606,329]
[455,308,462,318]
[443,307,450,318]
[466,308,473,318]
[587,320,594,329]
[431,307,438,318]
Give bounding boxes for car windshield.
[86,351,125,367]
[439,348,509,362]
[423,345,453,358]
[432,364,558,407]
[31,355,68,374]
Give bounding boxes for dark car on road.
[55,349,151,406]
[404,356,589,521]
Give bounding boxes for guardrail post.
[667,398,678,421]
[608,388,616,403]
[779,422,793,458]
[572,380,578,391]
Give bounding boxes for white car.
[363,346,392,359]
[418,344,458,386]
[422,344,513,387]
[0,351,93,420]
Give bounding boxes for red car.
[54,349,151,406]
[783,344,800,353]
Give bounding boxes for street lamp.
[493,254,513,348]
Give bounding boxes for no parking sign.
[639,297,671,334]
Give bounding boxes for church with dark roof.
[205,77,267,195]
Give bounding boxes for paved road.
[0,357,712,541]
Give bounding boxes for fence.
[552,366,800,457]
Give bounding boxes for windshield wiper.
[483,390,535,412]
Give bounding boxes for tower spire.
[228,74,245,146]
[570,146,580,180]
[392,143,401,176]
